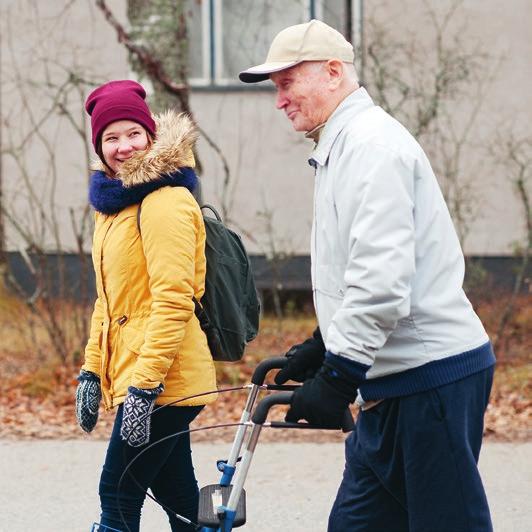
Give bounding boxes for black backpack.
[137,202,260,362]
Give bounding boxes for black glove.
[275,327,326,384]
[285,354,370,428]
[75,369,102,433]
[120,383,164,447]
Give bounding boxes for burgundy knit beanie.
[85,80,156,149]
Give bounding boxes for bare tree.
[255,195,298,322]
[490,132,532,353]
[95,0,231,208]
[363,0,498,247]
[1,1,99,363]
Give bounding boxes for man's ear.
[326,59,344,89]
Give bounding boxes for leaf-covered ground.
[0,301,530,443]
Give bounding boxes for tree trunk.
[127,0,191,113]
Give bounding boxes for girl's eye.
[130,131,141,137]
[104,137,117,142]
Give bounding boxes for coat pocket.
[120,323,145,356]
[314,263,345,300]
[109,323,145,394]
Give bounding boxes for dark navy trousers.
[98,404,203,532]
[329,366,494,532]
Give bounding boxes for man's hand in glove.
[75,369,102,433]
[285,353,370,428]
[275,327,326,384]
[120,383,164,447]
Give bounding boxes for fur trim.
[91,110,197,188]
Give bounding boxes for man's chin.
[291,121,307,132]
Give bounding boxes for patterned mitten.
[120,384,164,447]
[75,369,102,433]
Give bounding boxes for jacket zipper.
[312,162,320,321]
[97,214,116,407]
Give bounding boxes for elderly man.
[240,20,495,532]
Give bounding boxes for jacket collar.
[305,122,326,143]
[309,87,375,167]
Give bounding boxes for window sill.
[191,84,275,93]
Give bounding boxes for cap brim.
[239,61,303,83]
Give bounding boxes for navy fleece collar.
[89,168,197,214]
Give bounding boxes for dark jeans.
[329,366,494,532]
[98,403,203,532]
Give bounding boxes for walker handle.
[251,391,355,433]
[251,356,288,385]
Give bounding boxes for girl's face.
[100,120,149,174]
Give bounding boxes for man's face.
[271,62,331,132]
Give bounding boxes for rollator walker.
[197,357,354,532]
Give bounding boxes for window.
[186,0,353,87]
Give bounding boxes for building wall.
[1,0,530,258]
[362,0,532,256]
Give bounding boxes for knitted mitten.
[75,369,102,433]
[120,384,164,447]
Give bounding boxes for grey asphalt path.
[1,440,530,532]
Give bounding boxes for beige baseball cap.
[239,19,354,83]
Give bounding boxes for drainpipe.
[353,0,366,85]
[0,39,5,270]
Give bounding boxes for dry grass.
[0,292,530,441]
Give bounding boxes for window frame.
[190,0,353,89]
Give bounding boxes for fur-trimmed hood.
[93,109,197,187]
[88,110,199,215]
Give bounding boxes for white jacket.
[309,88,493,400]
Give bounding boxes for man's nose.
[276,91,288,110]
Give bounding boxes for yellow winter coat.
[82,111,217,410]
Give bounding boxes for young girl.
[75,80,217,532]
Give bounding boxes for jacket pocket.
[314,264,345,299]
[120,323,145,356]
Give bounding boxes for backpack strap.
[200,204,222,221]
[138,202,220,229]
[137,202,142,234]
